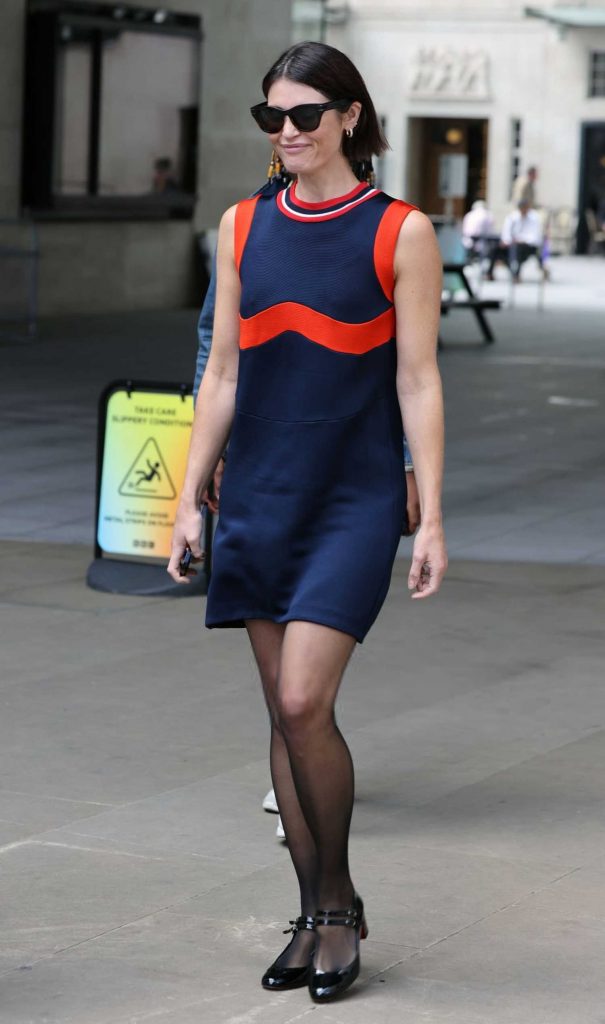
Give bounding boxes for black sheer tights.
[246,619,359,972]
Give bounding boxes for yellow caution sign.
[97,387,194,559]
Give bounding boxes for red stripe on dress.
[234,196,261,274]
[239,302,395,355]
[373,200,419,301]
[277,187,378,222]
[289,180,368,210]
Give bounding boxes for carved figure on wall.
[410,48,490,100]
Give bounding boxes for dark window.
[510,118,522,197]
[22,1,202,219]
[589,52,605,98]
[512,118,522,150]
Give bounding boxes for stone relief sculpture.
[409,48,490,100]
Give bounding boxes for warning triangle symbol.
[118,437,176,500]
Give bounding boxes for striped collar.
[277,180,379,222]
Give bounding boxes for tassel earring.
[267,149,283,181]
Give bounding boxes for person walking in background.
[501,198,549,282]
[169,41,447,1004]
[511,164,538,207]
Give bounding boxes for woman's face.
[265,77,359,177]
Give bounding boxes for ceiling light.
[445,128,464,145]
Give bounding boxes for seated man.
[461,199,496,263]
[500,199,548,282]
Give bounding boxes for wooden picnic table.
[440,261,502,347]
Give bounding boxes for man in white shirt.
[462,200,496,251]
[501,199,548,282]
[461,200,498,274]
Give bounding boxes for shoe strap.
[313,906,360,928]
[283,914,315,935]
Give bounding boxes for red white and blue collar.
[277,180,378,222]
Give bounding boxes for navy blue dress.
[205,180,418,643]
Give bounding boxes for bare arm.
[167,204,240,582]
[394,210,448,598]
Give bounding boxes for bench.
[440,262,502,348]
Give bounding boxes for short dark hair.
[261,41,389,164]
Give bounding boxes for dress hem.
[205,610,365,644]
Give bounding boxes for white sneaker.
[262,788,279,814]
[276,815,285,840]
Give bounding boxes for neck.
[294,157,361,204]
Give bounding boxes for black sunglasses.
[250,99,354,134]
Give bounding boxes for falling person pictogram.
[135,459,161,486]
[118,438,176,500]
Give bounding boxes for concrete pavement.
[1,254,604,1022]
[1,546,605,1022]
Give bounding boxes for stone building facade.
[326,0,605,241]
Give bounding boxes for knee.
[276,684,328,737]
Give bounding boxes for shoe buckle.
[283,914,315,934]
[314,907,359,928]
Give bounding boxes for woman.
[168,41,447,1003]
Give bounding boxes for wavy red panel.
[239,302,395,354]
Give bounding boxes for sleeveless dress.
[205,180,418,643]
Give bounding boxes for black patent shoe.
[308,893,368,1003]
[261,914,316,991]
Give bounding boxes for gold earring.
[267,149,283,180]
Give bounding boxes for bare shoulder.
[395,208,441,275]
[219,203,238,233]
[216,203,239,261]
[399,209,438,246]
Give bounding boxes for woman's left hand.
[408,523,448,599]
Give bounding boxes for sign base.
[86,558,208,597]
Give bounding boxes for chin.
[279,152,314,174]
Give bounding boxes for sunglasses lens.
[290,106,321,132]
[251,106,281,133]
[250,104,278,132]
[262,111,286,133]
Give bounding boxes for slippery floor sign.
[118,437,177,500]
[97,386,194,559]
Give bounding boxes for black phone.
[177,505,207,576]
[178,547,193,576]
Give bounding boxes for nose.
[280,115,300,139]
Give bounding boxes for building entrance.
[407,117,489,217]
[577,122,605,254]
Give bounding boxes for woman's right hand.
[167,502,205,583]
